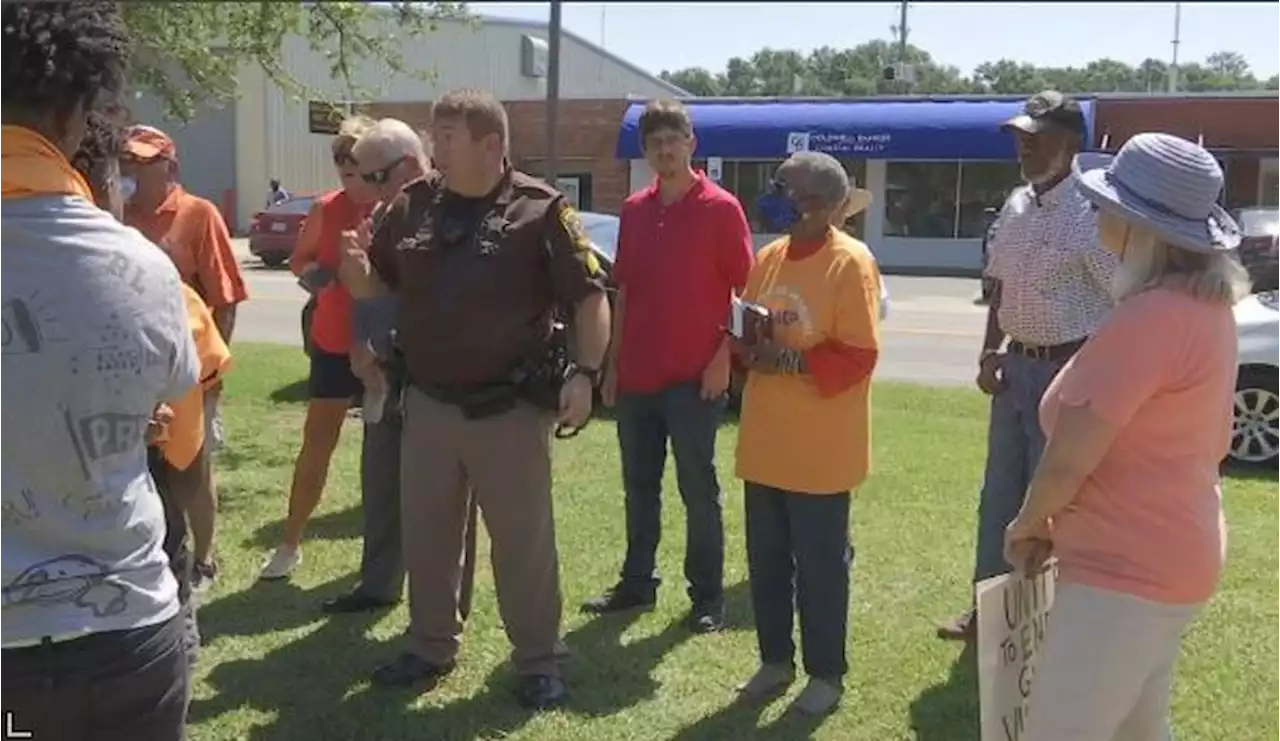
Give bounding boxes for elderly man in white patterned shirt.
[937,91,1118,641]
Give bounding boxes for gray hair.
[1111,222,1252,305]
[775,152,850,213]
[351,118,429,168]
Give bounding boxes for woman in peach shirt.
[1005,133,1251,741]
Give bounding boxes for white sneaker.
[259,546,301,580]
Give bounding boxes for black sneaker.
[321,592,398,614]
[371,652,455,689]
[580,582,657,614]
[516,674,567,710]
[687,602,726,633]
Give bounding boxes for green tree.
[661,43,1273,98]
[124,1,465,122]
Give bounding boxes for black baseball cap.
[1002,90,1087,136]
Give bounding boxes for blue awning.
[615,98,1096,161]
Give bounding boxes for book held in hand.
[729,296,773,345]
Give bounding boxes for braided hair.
[69,110,125,207]
[1,1,131,142]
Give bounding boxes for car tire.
[1230,367,1279,467]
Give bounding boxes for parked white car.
[1231,290,1279,466]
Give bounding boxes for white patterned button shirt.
[984,176,1116,346]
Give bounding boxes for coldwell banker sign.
[786,131,892,156]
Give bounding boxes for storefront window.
[957,162,1021,238]
[885,161,1021,239]
[1260,158,1279,207]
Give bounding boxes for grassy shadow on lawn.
[190,344,1278,741]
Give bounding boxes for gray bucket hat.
[1073,132,1241,254]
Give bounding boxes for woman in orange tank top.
[260,117,378,580]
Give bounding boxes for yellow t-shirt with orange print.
[159,284,232,470]
[735,228,881,494]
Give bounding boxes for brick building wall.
[504,99,632,215]
[1094,96,1279,208]
[360,98,632,215]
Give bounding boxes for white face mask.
[118,175,138,203]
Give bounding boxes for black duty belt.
[412,379,519,420]
[1007,338,1087,363]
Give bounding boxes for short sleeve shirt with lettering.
[3,196,200,644]
[985,177,1116,346]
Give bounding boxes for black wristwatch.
[569,364,602,388]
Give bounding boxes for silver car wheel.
[1231,384,1280,464]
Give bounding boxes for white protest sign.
[977,560,1058,741]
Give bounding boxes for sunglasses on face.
[361,156,409,185]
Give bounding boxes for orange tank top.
[310,189,372,355]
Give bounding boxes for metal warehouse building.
[128,14,684,233]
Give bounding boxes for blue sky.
[469,2,1280,81]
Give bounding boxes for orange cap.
[123,124,177,162]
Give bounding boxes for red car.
[248,194,317,268]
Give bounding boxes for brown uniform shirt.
[369,169,605,388]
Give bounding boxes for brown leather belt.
[1008,338,1087,363]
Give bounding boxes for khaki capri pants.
[1027,582,1202,741]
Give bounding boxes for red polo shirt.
[613,172,754,394]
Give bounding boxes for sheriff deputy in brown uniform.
[359,89,610,710]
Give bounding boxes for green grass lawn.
[191,343,1278,741]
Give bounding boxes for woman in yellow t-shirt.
[731,152,882,716]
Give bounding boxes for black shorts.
[309,349,363,400]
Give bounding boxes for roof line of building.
[621,90,1279,104]
[471,15,691,98]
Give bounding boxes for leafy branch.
[124,2,468,122]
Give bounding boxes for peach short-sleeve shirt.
[1040,287,1237,605]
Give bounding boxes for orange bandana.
[0,125,95,201]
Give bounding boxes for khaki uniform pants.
[400,386,563,677]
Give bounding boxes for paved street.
[233,238,986,388]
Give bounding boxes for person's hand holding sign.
[1004,516,1053,573]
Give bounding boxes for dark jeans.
[973,352,1065,583]
[616,381,724,607]
[2,613,190,741]
[744,482,853,680]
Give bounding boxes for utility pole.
[1168,2,1182,93]
[897,1,909,68]
[891,1,911,93]
[545,0,563,186]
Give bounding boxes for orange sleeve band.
[804,340,878,397]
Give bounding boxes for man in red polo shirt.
[581,99,753,632]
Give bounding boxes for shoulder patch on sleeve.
[556,201,601,276]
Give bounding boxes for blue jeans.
[616,381,725,607]
[745,483,853,679]
[973,352,1068,583]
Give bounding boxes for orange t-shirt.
[307,189,371,355]
[736,228,881,494]
[160,284,233,470]
[126,185,249,309]
[1040,288,1236,605]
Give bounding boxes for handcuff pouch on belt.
[510,321,588,439]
